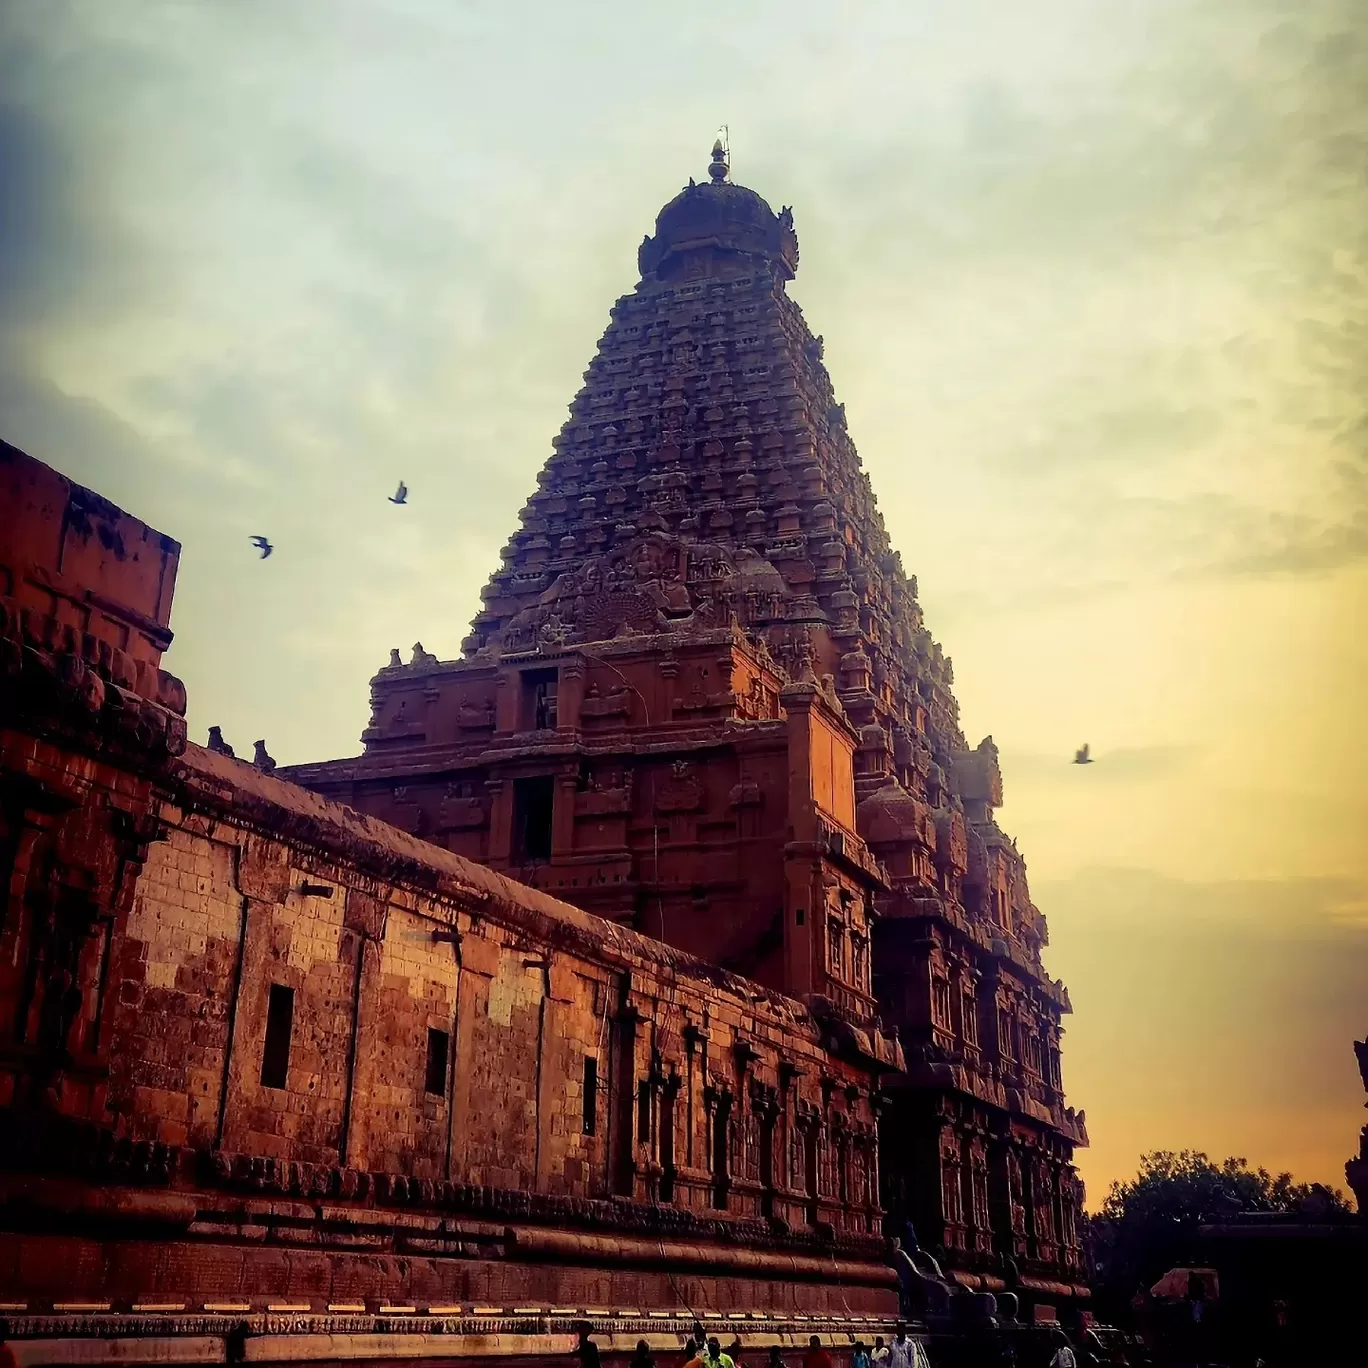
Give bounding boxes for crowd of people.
[572,1317,1126,1368]
[574,1320,941,1368]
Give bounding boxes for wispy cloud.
[2,0,1366,1198]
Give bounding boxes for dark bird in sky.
[1073,744,1094,765]
[389,481,408,505]
[250,535,273,559]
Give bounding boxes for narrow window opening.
[582,1055,598,1135]
[513,775,555,863]
[425,1027,450,1097]
[521,668,559,730]
[260,984,294,1089]
[659,1090,676,1203]
[637,1079,651,1143]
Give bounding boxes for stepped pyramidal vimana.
[0,142,1088,1363]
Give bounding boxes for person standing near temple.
[886,1323,925,1368]
[706,1336,735,1368]
[630,1341,657,1368]
[852,1340,873,1368]
[1047,1329,1077,1368]
[574,1324,602,1368]
[801,1336,833,1368]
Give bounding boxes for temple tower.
[284,142,1088,1294]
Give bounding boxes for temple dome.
[639,140,800,280]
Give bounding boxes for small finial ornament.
[708,138,729,182]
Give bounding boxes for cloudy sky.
[3,0,1365,1204]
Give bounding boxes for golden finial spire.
[708,130,729,182]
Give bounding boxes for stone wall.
[123,744,888,1237]
[0,440,897,1321]
[279,146,1090,1300]
[0,437,179,669]
[0,738,897,1314]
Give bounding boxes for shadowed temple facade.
[0,144,1086,1363]
[286,142,1088,1285]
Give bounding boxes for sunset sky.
[2,0,1365,1205]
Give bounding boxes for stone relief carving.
[656,760,704,813]
[489,533,789,654]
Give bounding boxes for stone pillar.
[939,1123,965,1251]
[493,669,517,734]
[485,777,512,863]
[531,960,557,1189]
[609,988,641,1197]
[337,931,375,1169]
[704,1079,735,1210]
[757,1087,779,1218]
[552,770,578,857]
[868,1094,886,1221]
[555,657,582,733]
[659,1071,681,1201]
[658,655,679,722]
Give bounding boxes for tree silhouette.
[1088,1150,1350,1300]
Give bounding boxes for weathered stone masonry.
[0,142,1091,1360]
[285,141,1089,1301]
[0,438,896,1322]
[128,748,892,1243]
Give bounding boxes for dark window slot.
[582,1055,598,1135]
[637,1079,651,1143]
[260,984,294,1089]
[425,1027,450,1097]
[521,668,559,730]
[513,775,555,863]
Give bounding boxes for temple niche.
[285,140,1088,1295]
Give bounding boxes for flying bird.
[250,535,273,559]
[389,481,408,505]
[1073,744,1093,765]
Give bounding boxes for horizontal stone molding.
[504,1225,899,1286]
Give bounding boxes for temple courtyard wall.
[0,440,901,1359]
[0,741,895,1312]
